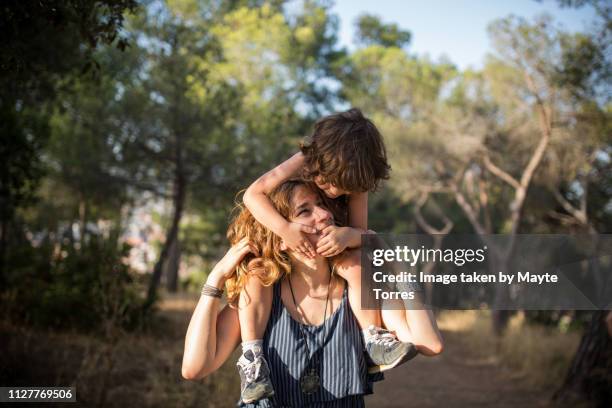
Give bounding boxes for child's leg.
[360,231,415,343]
[383,300,444,355]
[236,276,274,403]
[336,249,381,329]
[238,276,273,343]
[337,249,415,372]
[381,304,414,343]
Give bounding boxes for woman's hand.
[280,222,318,259]
[316,226,361,257]
[208,238,256,288]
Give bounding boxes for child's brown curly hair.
[300,108,391,193]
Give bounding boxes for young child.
[236,108,414,403]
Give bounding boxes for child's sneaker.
[364,325,418,373]
[237,349,275,403]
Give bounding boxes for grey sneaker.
[237,349,275,403]
[365,325,418,373]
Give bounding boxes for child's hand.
[281,222,318,258]
[316,226,360,257]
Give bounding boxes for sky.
[331,0,598,70]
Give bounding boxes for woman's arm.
[243,152,317,258]
[182,298,240,379]
[181,239,251,380]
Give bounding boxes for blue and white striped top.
[239,278,384,408]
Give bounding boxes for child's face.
[314,176,348,199]
[288,185,333,246]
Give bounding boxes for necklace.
[287,271,332,395]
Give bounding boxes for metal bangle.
[201,283,224,298]
[395,279,423,294]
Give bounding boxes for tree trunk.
[0,215,7,287]
[553,311,612,407]
[165,237,180,292]
[490,250,513,336]
[143,167,186,311]
[78,195,87,246]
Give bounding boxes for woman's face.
[288,185,333,247]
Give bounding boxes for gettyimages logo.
[361,234,612,310]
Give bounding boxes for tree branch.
[414,191,454,235]
[551,188,588,225]
[483,154,520,189]
[449,178,487,236]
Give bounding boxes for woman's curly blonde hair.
[225,179,346,306]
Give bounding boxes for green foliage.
[524,310,593,332]
[554,32,609,100]
[339,10,610,240]
[368,186,416,233]
[354,13,411,49]
[181,268,209,293]
[3,0,610,336]
[340,45,459,203]
[0,0,140,288]
[3,229,144,331]
[1,0,138,86]
[0,105,49,220]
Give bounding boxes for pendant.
[300,368,320,394]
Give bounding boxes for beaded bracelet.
[201,283,224,298]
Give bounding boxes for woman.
[182,180,443,407]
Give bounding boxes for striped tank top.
[239,278,384,408]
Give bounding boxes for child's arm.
[348,192,368,230]
[243,152,317,258]
[316,192,368,257]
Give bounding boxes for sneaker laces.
[368,325,398,347]
[239,353,262,383]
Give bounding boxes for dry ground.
[365,330,553,408]
[2,293,571,407]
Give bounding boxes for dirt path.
[161,295,554,408]
[365,330,553,408]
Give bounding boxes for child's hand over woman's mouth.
[316,225,361,257]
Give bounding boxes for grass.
[1,292,240,407]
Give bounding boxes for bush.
[3,230,145,332]
[524,310,592,332]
